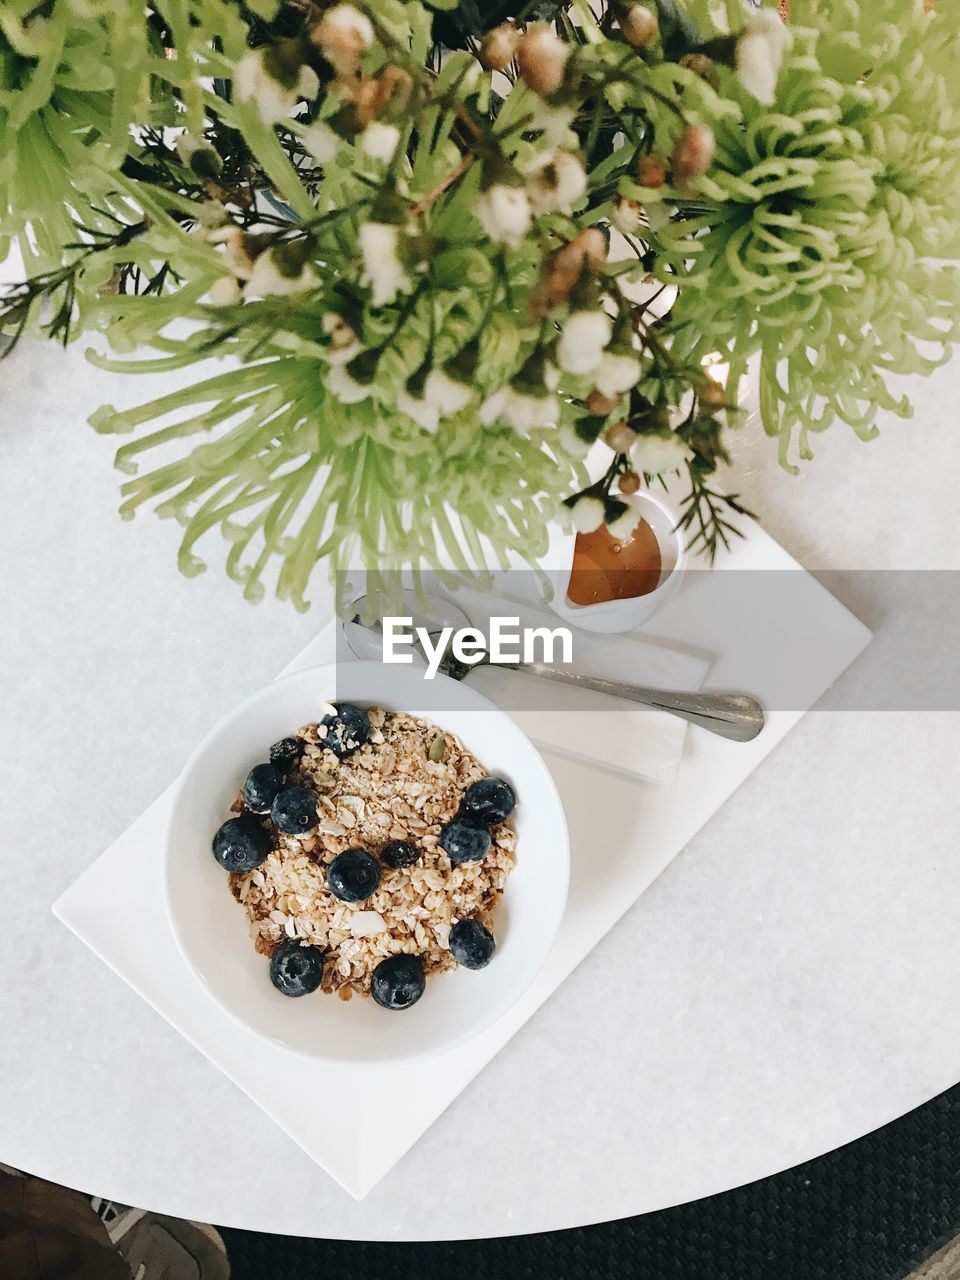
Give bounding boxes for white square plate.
[53,524,870,1199]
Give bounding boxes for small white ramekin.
[546,490,687,634]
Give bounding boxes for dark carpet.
[221,1081,960,1280]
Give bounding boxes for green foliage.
[2,0,960,610]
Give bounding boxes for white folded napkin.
[343,593,708,785]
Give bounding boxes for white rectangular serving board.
[53,522,870,1199]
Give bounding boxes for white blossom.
[477,184,532,248]
[524,148,587,215]
[321,3,373,45]
[208,224,254,280]
[606,504,642,542]
[556,310,613,376]
[316,4,374,74]
[556,424,591,458]
[234,50,319,124]
[630,432,690,475]
[321,312,361,364]
[207,275,243,306]
[510,388,559,434]
[479,386,558,434]
[327,363,372,404]
[735,9,791,106]
[397,389,440,434]
[359,222,410,307]
[360,121,401,163]
[478,387,509,427]
[610,196,643,235]
[570,495,605,534]
[528,99,577,146]
[595,351,641,397]
[423,368,473,415]
[301,122,341,164]
[246,246,318,297]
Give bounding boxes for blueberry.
[381,839,419,869]
[460,776,516,827]
[371,954,425,1011]
[212,815,271,873]
[320,702,370,757]
[439,820,491,867]
[449,919,496,970]
[269,737,304,773]
[242,762,283,813]
[327,848,381,902]
[269,941,325,997]
[271,785,318,835]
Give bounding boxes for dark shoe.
[0,1173,129,1280]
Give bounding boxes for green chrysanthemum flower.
[0,1,149,266]
[649,0,960,465]
[0,0,257,268]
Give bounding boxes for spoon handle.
[513,663,766,743]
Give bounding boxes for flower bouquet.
[2,0,959,611]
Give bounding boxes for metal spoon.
[345,592,765,743]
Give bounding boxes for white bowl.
[162,661,569,1065]
[546,490,687,634]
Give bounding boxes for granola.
[224,706,517,1002]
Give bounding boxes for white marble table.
[1,337,959,1240]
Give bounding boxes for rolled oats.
[229,708,516,997]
